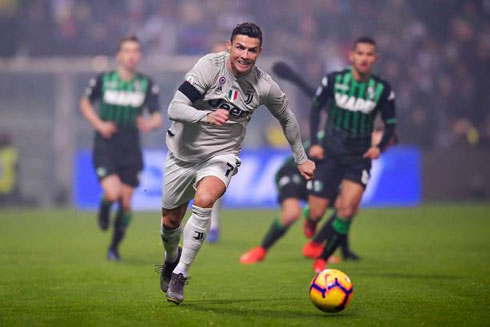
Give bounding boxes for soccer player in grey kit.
[157,23,315,304]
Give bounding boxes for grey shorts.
[161,151,241,209]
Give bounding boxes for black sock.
[261,218,290,250]
[98,198,113,220]
[340,237,350,256]
[312,212,336,243]
[110,206,132,251]
[319,215,351,260]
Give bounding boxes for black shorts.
[275,165,308,203]
[92,133,143,187]
[309,153,371,199]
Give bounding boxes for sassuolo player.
[80,35,162,260]
[239,132,356,264]
[304,36,396,273]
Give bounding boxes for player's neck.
[118,67,136,81]
[226,58,250,79]
[351,67,371,82]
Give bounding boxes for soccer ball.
[309,269,354,313]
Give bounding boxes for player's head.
[226,22,263,77]
[116,34,142,72]
[349,36,377,76]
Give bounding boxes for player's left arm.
[138,79,163,133]
[363,83,396,159]
[264,80,315,180]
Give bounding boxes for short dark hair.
[117,34,142,52]
[230,22,263,47]
[352,36,376,50]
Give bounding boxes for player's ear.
[226,40,232,52]
[348,50,353,63]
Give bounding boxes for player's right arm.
[309,73,333,160]
[168,55,227,125]
[80,74,116,138]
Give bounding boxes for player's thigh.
[343,157,371,190]
[337,180,364,218]
[307,194,331,220]
[280,198,302,226]
[194,153,241,205]
[194,176,226,208]
[276,165,306,202]
[117,153,143,190]
[92,139,119,195]
[308,157,343,202]
[120,183,134,210]
[100,174,123,201]
[162,152,197,210]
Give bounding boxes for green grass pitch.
[1,204,489,326]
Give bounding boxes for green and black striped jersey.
[85,71,160,128]
[310,68,396,150]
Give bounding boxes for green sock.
[332,215,351,235]
[110,208,132,251]
[320,215,351,260]
[303,205,316,224]
[261,218,290,250]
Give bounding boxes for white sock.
[210,199,220,231]
[173,205,212,277]
[161,223,182,263]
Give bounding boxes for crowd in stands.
[1,0,489,149]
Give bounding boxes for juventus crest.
[244,90,254,105]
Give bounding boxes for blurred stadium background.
[1,0,489,208]
[1,1,489,326]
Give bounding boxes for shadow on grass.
[182,297,356,319]
[356,271,462,280]
[116,258,161,266]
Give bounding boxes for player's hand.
[363,146,381,159]
[97,121,117,139]
[298,159,315,180]
[309,145,324,160]
[137,117,153,133]
[207,109,229,126]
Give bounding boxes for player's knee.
[194,192,217,208]
[281,209,301,226]
[162,216,180,229]
[308,205,326,221]
[161,211,181,229]
[338,206,356,219]
[104,190,120,202]
[121,200,131,212]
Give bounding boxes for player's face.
[117,41,142,72]
[349,43,377,76]
[226,35,262,77]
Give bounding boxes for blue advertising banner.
[73,146,421,210]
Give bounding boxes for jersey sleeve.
[84,74,103,103]
[376,82,396,151]
[144,79,160,114]
[310,73,334,144]
[181,55,217,97]
[378,83,396,125]
[264,79,308,165]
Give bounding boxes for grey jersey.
[166,51,307,164]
